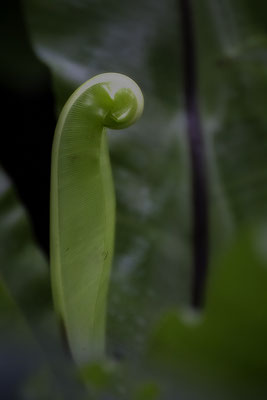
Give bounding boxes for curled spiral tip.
[79,72,144,130]
[101,73,144,130]
[59,73,144,134]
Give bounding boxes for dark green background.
[1,0,267,398]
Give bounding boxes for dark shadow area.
[0,0,56,256]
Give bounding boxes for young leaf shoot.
[50,73,144,365]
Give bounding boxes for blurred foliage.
[147,230,267,399]
[1,0,267,398]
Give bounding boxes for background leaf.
[1,0,267,397]
[147,230,267,399]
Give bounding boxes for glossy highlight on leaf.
[50,73,144,365]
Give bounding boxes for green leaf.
[133,382,160,400]
[148,230,267,398]
[23,0,193,361]
[50,73,144,364]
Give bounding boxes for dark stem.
[178,0,209,308]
